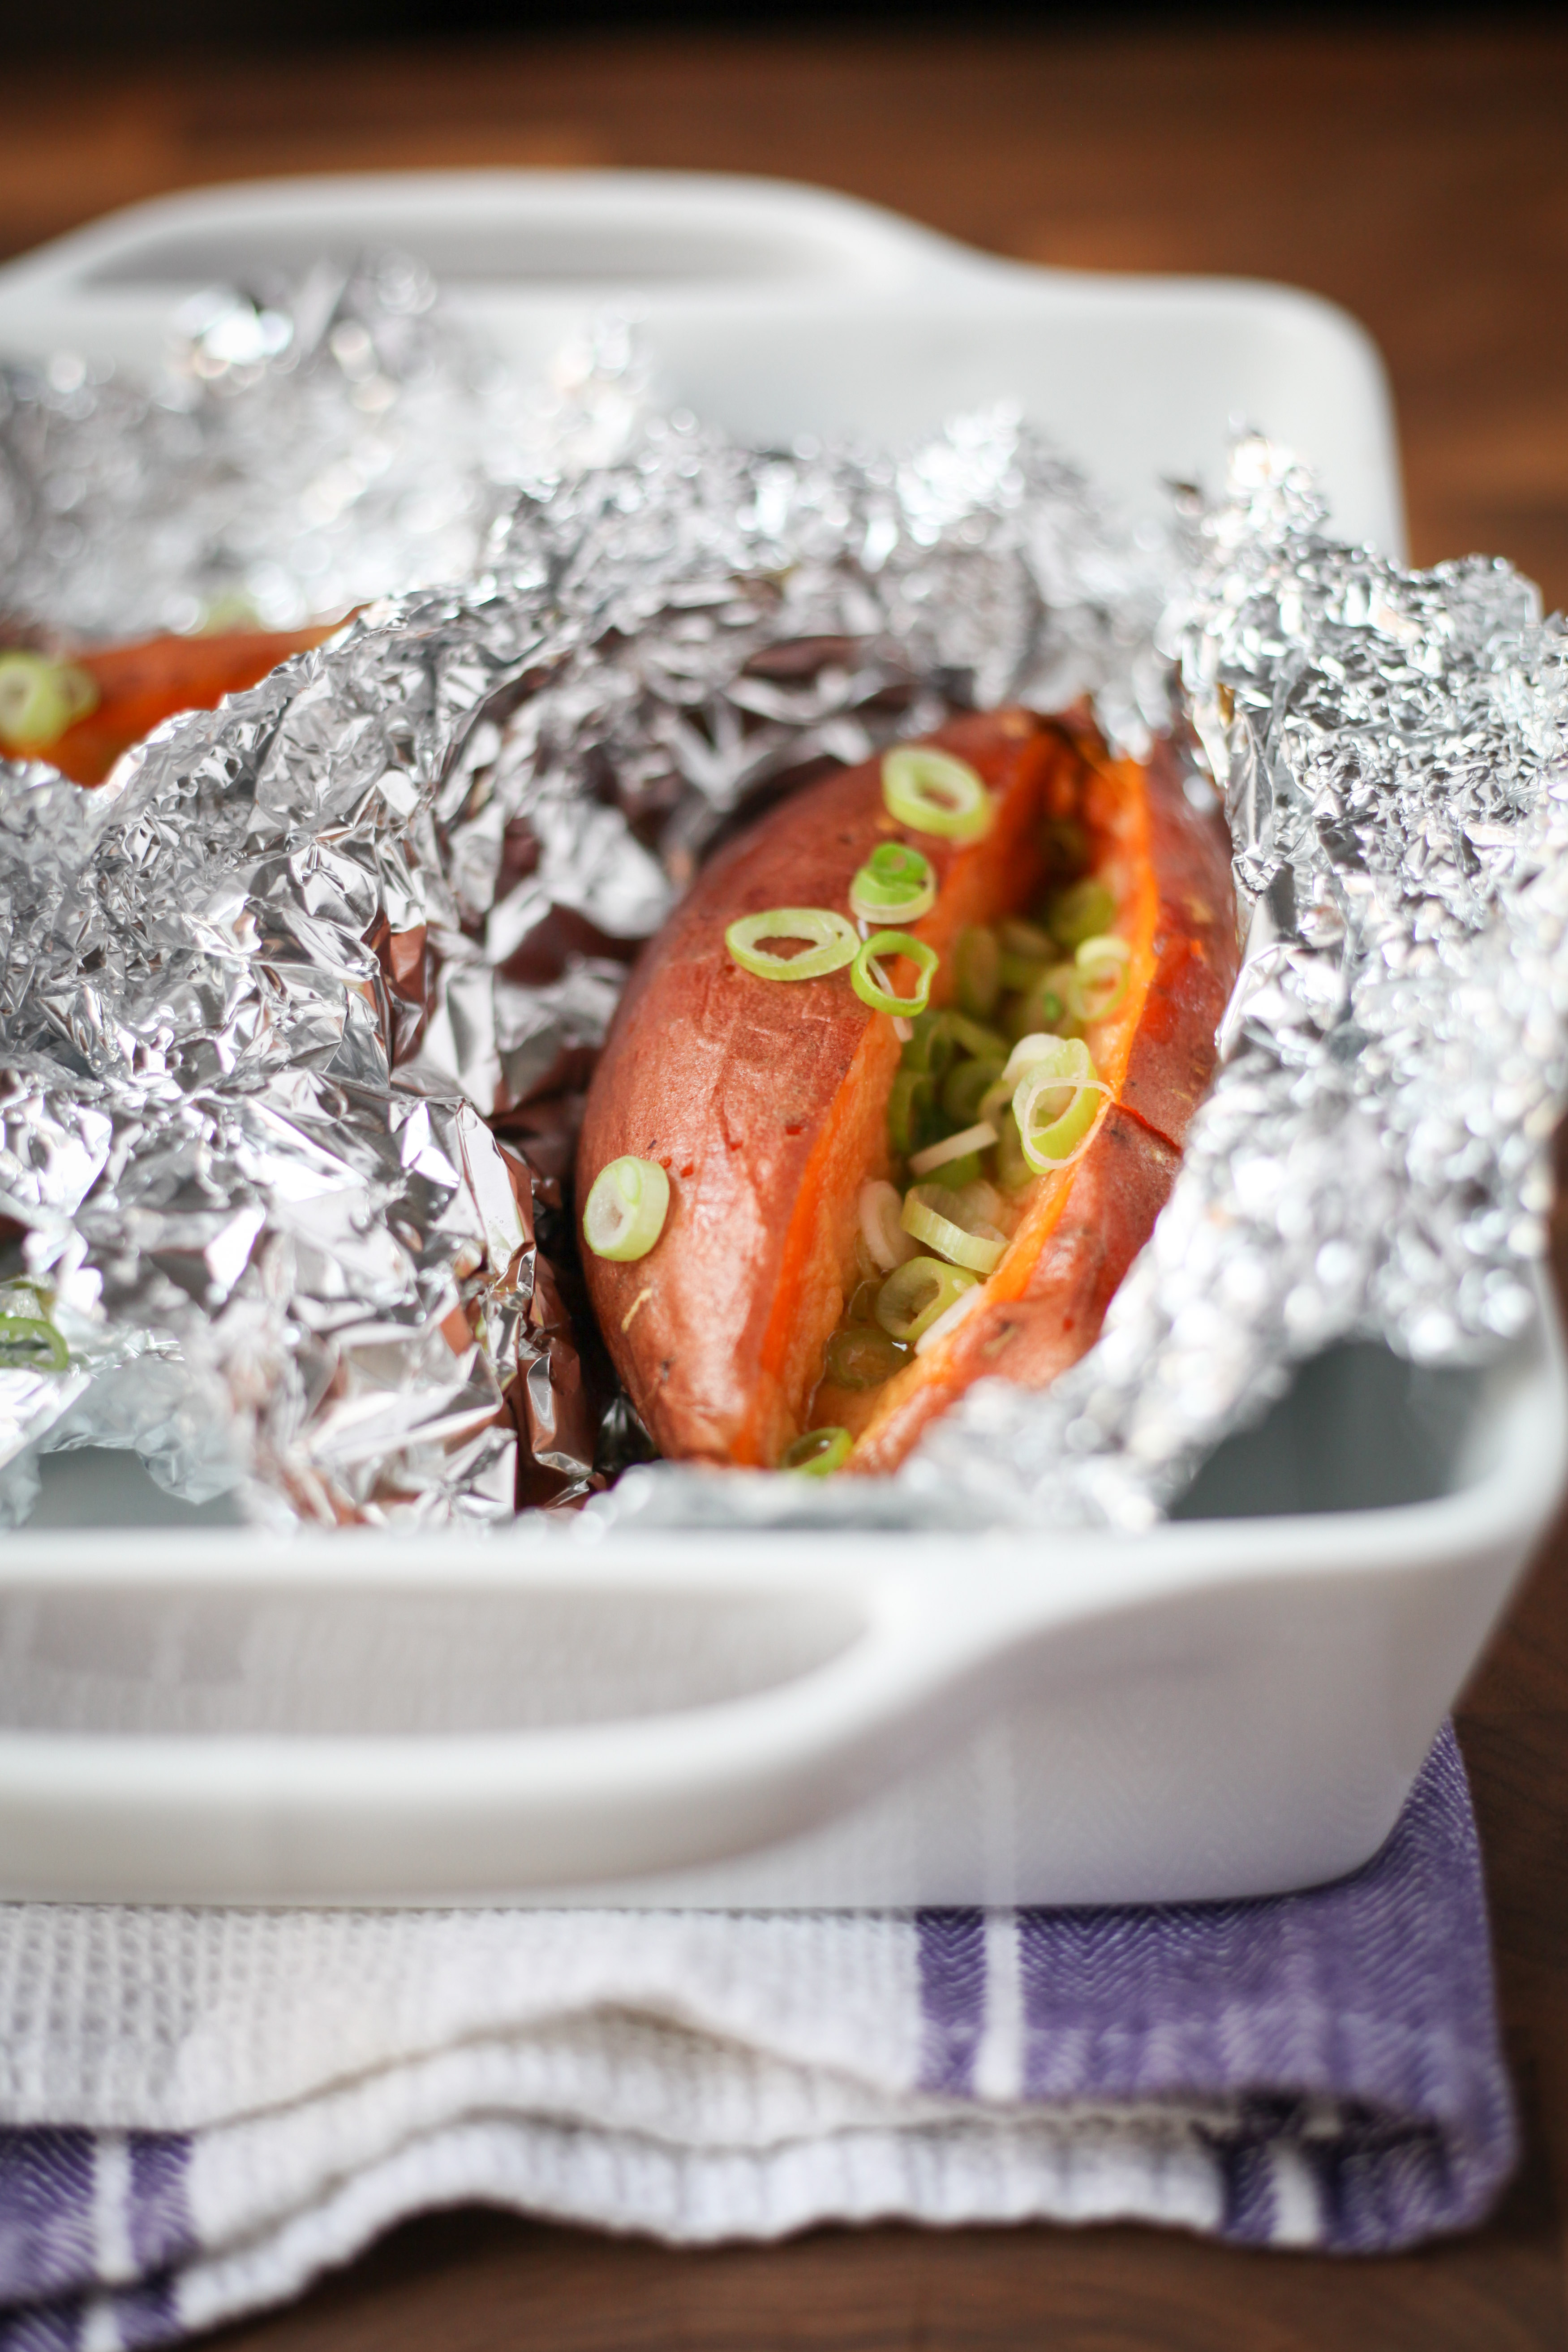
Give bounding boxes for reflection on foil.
[0,256,645,642]
[0,258,1174,1525]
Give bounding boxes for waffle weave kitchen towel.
[0,1726,1515,2348]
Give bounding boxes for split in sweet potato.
[577,711,1238,1475]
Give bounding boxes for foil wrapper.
[0,261,1173,1525]
[609,440,1568,1534]
[0,255,641,642]
[902,439,1568,1529]
[4,253,1564,1535]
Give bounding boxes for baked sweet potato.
[577,710,1238,1474]
[0,625,339,785]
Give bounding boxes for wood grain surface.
[5,22,1568,2348]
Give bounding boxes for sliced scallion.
[953,1177,1005,1228]
[851,930,938,1019]
[1012,1038,1110,1174]
[953,924,1001,1019]
[887,1068,936,1159]
[875,1255,979,1344]
[582,1155,671,1262]
[0,1314,68,1370]
[824,1327,907,1391]
[1002,1032,1065,1087]
[908,1121,999,1179]
[882,746,994,843]
[997,916,1054,992]
[859,1178,918,1273]
[1047,877,1117,950]
[942,1010,1008,1061]
[726,906,859,982]
[899,1183,1007,1274]
[900,1008,960,1079]
[0,652,99,754]
[993,1112,1034,1193]
[915,1279,988,1356]
[1007,966,1074,1041]
[1070,933,1131,1022]
[782,1426,852,1475]
[941,1053,1005,1126]
[849,841,936,924]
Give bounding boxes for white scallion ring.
[583,1155,671,1262]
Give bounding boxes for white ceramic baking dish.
[0,170,1553,1910]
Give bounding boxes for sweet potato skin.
[579,715,1237,1474]
[38,626,338,786]
[577,713,1061,1464]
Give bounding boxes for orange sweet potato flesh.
[27,626,339,786]
[577,711,1238,1474]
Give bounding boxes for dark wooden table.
[8,22,1568,2348]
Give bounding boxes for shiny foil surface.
[611,440,1568,1533]
[3,262,1564,1533]
[0,262,1172,1525]
[907,438,1568,1527]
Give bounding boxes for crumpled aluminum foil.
[618,434,1568,1535]
[4,253,1564,1535]
[0,261,1174,1526]
[904,436,1568,1528]
[0,254,641,642]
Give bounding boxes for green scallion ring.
[582,1155,671,1262]
[900,1010,958,1079]
[824,1328,907,1391]
[1012,1039,1110,1174]
[782,1426,853,1475]
[881,747,994,843]
[0,652,99,754]
[915,1279,988,1357]
[849,841,936,924]
[907,1121,999,1180]
[874,1256,979,1344]
[1046,877,1117,950]
[852,930,939,1019]
[941,1054,1005,1126]
[996,917,1054,992]
[726,907,859,982]
[887,1067,937,1159]
[1070,933,1131,1023]
[942,1010,1008,1062]
[899,1183,1006,1275]
[953,924,1001,1019]
[993,1113,1034,1193]
[1008,965,1076,1041]
[0,1314,69,1370]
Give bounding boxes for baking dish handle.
[0,170,982,311]
[0,1566,1040,1901]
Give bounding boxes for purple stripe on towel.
[110,2276,183,2349]
[126,2137,193,2280]
[0,2135,95,2307]
[915,1908,987,2094]
[0,2131,191,2352]
[1013,1727,1513,2248]
[0,2307,82,2351]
